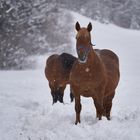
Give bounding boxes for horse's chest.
[76,67,94,80]
[71,63,104,87]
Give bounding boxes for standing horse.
[70,22,120,124]
[45,53,76,104]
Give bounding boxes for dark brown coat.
[45,53,76,104]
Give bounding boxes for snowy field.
[0,12,140,140]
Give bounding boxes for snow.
[0,11,140,140]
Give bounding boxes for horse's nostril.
[77,52,87,63]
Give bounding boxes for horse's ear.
[75,22,81,31]
[87,22,92,32]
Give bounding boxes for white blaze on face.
[85,67,90,72]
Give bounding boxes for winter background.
[0,0,140,140]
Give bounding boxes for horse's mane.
[60,53,76,71]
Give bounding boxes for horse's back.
[95,49,118,63]
[60,53,76,71]
[95,49,119,69]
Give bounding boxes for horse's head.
[75,22,92,63]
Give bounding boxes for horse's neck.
[89,49,103,71]
[87,48,97,65]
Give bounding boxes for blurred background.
[0,0,140,69]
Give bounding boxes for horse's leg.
[75,96,82,125]
[93,97,103,120]
[103,91,115,120]
[59,85,66,103]
[49,83,56,104]
[70,87,74,102]
[59,86,66,94]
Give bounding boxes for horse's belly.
[81,91,95,98]
[77,84,97,98]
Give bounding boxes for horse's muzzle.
[77,46,88,63]
[78,53,87,63]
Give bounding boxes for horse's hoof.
[107,116,111,120]
[98,116,102,120]
[75,120,81,125]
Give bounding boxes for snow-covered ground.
[0,11,140,140]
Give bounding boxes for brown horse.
[45,53,76,104]
[70,22,120,124]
